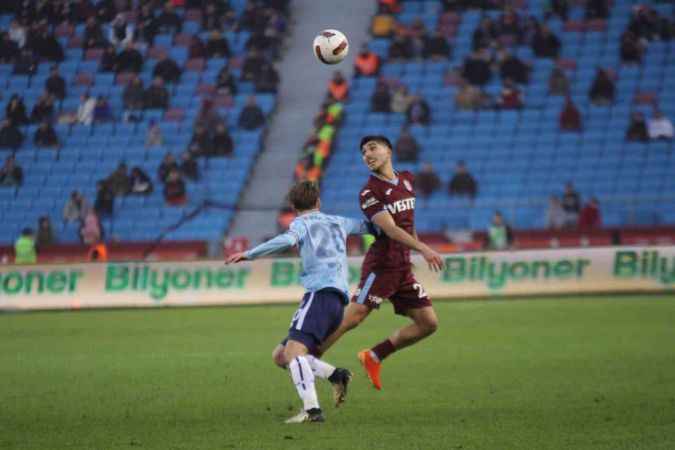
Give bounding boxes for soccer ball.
[313,29,349,65]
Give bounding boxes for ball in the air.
[313,29,349,65]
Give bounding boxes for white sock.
[305,355,336,380]
[288,356,320,411]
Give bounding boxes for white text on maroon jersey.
[386,197,415,214]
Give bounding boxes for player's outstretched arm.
[371,212,444,272]
[224,232,298,265]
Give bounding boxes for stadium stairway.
[228,0,376,244]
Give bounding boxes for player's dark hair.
[360,135,392,151]
[288,181,320,211]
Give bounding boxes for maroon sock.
[371,339,396,361]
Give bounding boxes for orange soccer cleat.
[358,350,382,390]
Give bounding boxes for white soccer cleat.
[284,409,325,424]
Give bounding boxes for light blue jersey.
[244,211,369,302]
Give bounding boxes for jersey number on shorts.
[413,283,428,299]
[310,223,345,259]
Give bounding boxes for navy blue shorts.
[281,288,346,354]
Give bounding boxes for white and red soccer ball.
[313,29,349,65]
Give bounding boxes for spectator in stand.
[549,0,569,21]
[63,191,90,223]
[423,31,451,59]
[391,85,414,113]
[193,99,223,130]
[0,119,24,150]
[155,3,182,34]
[497,79,523,109]
[626,112,649,142]
[371,79,392,113]
[254,62,280,93]
[106,162,130,196]
[487,211,513,250]
[206,31,231,59]
[8,19,26,49]
[462,49,492,87]
[189,124,213,156]
[620,31,644,64]
[388,32,415,60]
[548,67,570,96]
[43,83,68,118]
[94,181,114,217]
[241,49,265,82]
[188,34,207,59]
[99,45,117,72]
[153,53,182,84]
[354,45,381,77]
[122,75,144,119]
[585,0,609,20]
[472,18,497,50]
[395,128,419,162]
[30,28,64,63]
[416,163,441,198]
[449,161,477,198]
[14,228,36,264]
[115,41,143,74]
[647,110,674,141]
[545,196,565,230]
[34,121,59,148]
[211,123,234,157]
[129,167,153,195]
[328,71,349,102]
[108,13,134,48]
[0,155,22,187]
[93,96,112,123]
[589,68,615,105]
[238,96,266,130]
[531,25,561,59]
[145,120,163,148]
[455,78,487,110]
[77,93,96,125]
[80,211,102,245]
[83,17,106,50]
[578,198,601,229]
[496,7,524,42]
[180,151,199,180]
[371,9,395,38]
[158,153,179,183]
[216,63,238,95]
[36,216,55,248]
[561,182,581,228]
[498,50,530,84]
[30,92,55,123]
[143,77,169,110]
[13,48,37,75]
[0,32,19,63]
[164,169,187,206]
[559,96,582,132]
[6,94,29,126]
[406,96,431,125]
[201,3,226,31]
[378,0,401,14]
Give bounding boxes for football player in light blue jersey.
[226,181,372,424]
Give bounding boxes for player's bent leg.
[272,344,288,368]
[284,339,324,424]
[389,306,439,350]
[318,302,371,355]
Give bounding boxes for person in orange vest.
[327,71,349,102]
[88,241,108,262]
[355,45,381,77]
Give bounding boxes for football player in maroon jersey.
[319,135,444,390]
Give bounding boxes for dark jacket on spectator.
[153,57,182,84]
[143,84,169,110]
[238,105,265,130]
[371,82,391,113]
[423,33,450,59]
[0,122,24,150]
[462,54,492,86]
[416,167,441,198]
[46,73,66,100]
[116,47,143,73]
[34,124,59,147]
[406,98,431,125]
[589,70,615,104]
[388,35,415,60]
[123,79,145,110]
[449,171,477,197]
[531,28,561,58]
[500,54,530,84]
[211,127,234,156]
[395,133,419,162]
[94,182,114,216]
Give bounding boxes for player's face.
[361,141,391,172]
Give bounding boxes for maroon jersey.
[359,170,416,272]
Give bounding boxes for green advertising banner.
[0,246,673,311]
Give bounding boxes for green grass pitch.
[1,295,675,450]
